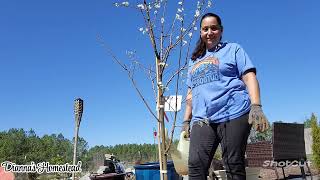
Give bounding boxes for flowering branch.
[98,35,158,121]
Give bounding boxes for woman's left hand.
[248,104,269,132]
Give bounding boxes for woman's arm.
[242,71,269,132]
[183,88,193,121]
[182,88,192,137]
[241,71,261,105]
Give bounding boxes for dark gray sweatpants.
[188,113,251,180]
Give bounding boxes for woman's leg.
[188,120,220,180]
[219,113,251,180]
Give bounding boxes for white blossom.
[188,32,193,37]
[133,60,139,64]
[194,27,198,31]
[154,3,161,9]
[178,1,183,5]
[161,17,165,24]
[154,10,158,14]
[195,10,200,17]
[182,40,187,46]
[177,8,183,13]
[207,0,212,8]
[141,28,148,35]
[126,50,135,57]
[121,1,129,7]
[175,14,183,21]
[114,3,120,7]
[176,36,180,40]
[180,28,186,32]
[137,4,145,10]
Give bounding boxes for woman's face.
[200,16,223,50]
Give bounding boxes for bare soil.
[259,164,319,179]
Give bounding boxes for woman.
[182,13,269,179]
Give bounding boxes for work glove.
[181,120,191,138]
[248,104,269,132]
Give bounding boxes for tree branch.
[98,35,159,121]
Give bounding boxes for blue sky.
[0,0,319,147]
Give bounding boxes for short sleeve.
[235,45,256,77]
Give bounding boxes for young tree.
[304,116,313,128]
[248,121,272,143]
[101,1,213,179]
[310,113,320,170]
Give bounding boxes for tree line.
[0,128,177,173]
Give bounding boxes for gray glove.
[182,120,191,138]
[249,104,269,132]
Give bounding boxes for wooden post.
[72,98,83,180]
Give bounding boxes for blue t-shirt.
[186,42,255,123]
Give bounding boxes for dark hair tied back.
[191,13,223,61]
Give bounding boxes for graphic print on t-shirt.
[191,56,220,88]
